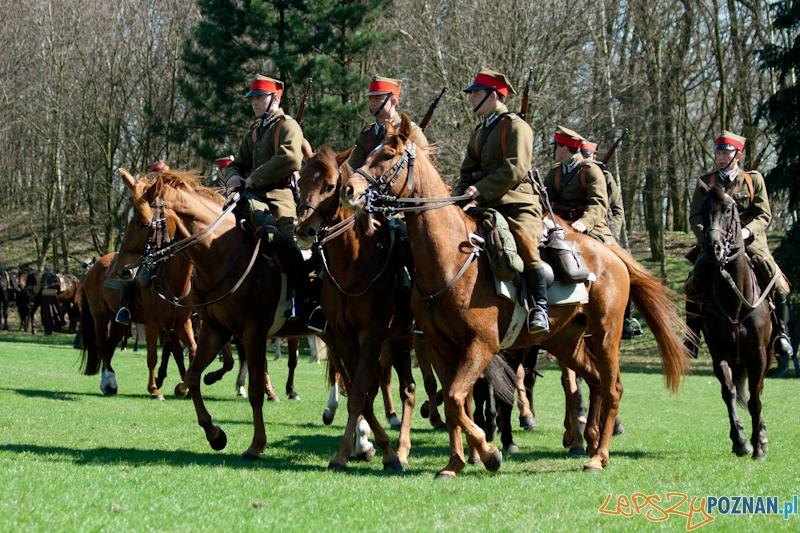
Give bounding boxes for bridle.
[703,195,743,268]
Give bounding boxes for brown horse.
[341,115,690,478]
[80,251,197,399]
[296,144,420,470]
[698,183,771,459]
[115,168,317,460]
[20,270,82,334]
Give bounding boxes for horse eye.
[325,184,335,193]
[140,221,149,229]
[384,152,394,160]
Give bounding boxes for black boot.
[683,298,702,358]
[115,279,135,325]
[767,292,793,378]
[526,267,549,334]
[276,246,326,331]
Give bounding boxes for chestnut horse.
[341,115,690,478]
[80,252,197,399]
[698,183,771,459]
[115,168,318,460]
[296,145,445,470]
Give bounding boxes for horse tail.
[80,287,101,375]
[484,352,517,406]
[607,246,691,393]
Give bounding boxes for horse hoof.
[504,443,520,454]
[150,394,165,401]
[267,395,281,403]
[327,461,348,472]
[583,465,603,473]
[236,386,247,398]
[387,414,402,429]
[356,448,376,463]
[104,386,118,396]
[569,447,587,458]
[209,428,227,451]
[241,451,261,461]
[420,401,430,419]
[434,472,456,481]
[484,448,503,472]
[613,419,625,436]
[383,458,407,471]
[732,441,753,457]
[519,415,537,431]
[322,412,335,426]
[203,374,215,386]
[288,392,301,401]
[174,383,187,399]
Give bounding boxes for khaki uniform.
[689,169,777,281]
[604,168,624,242]
[226,108,303,243]
[544,154,615,244]
[453,105,542,268]
[350,112,428,169]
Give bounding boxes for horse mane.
[708,182,730,203]
[134,169,225,206]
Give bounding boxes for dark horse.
[342,115,690,478]
[17,269,82,334]
[0,265,15,330]
[115,168,317,460]
[698,182,771,459]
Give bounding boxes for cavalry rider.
[453,68,549,334]
[116,161,170,325]
[579,140,641,339]
[224,74,321,327]
[349,76,428,169]
[684,131,796,376]
[544,126,614,244]
[38,265,65,335]
[215,155,234,185]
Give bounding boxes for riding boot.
[526,267,550,334]
[276,245,326,332]
[682,298,702,358]
[115,279,135,325]
[767,291,793,378]
[622,298,642,340]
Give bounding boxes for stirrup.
[527,307,550,334]
[622,318,643,339]
[307,306,327,333]
[115,307,131,325]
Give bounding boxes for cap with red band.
[552,125,586,149]
[148,161,169,173]
[580,141,598,154]
[215,156,234,169]
[245,74,284,98]
[715,130,745,152]
[463,68,516,97]
[365,76,401,97]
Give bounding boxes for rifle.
[750,139,771,171]
[295,77,313,125]
[601,128,629,166]
[531,169,566,240]
[519,70,532,121]
[419,87,446,131]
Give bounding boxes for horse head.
[701,182,742,265]
[296,145,355,248]
[341,113,418,212]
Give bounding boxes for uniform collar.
[719,167,739,182]
[482,105,509,127]
[260,107,285,128]
[562,153,584,174]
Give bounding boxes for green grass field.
[0,328,798,532]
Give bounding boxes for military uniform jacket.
[225,108,303,194]
[604,169,624,240]
[689,169,771,257]
[453,105,537,206]
[544,154,613,239]
[349,112,428,169]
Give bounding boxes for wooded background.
[0,0,797,281]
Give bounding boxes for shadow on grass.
[1,386,275,403]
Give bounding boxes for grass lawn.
[0,327,798,532]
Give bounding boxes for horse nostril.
[120,269,133,280]
[307,228,316,238]
[344,185,354,199]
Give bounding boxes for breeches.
[497,202,543,270]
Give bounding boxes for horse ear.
[148,174,164,201]
[697,178,710,195]
[119,168,136,191]
[385,119,396,137]
[301,138,315,162]
[399,113,412,139]
[336,146,356,167]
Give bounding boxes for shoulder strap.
[742,171,754,202]
[365,128,374,153]
[499,116,512,158]
[554,166,561,194]
[580,166,588,194]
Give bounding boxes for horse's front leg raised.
[186,325,231,452]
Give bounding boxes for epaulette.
[592,160,607,171]
[361,124,373,133]
[694,170,716,182]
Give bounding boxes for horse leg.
[323,380,339,425]
[748,356,768,460]
[414,336,445,429]
[360,369,403,470]
[203,342,234,386]
[559,363,586,457]
[145,324,164,400]
[234,338,248,398]
[186,326,231,452]
[388,338,415,469]
[523,350,539,429]
[156,332,171,389]
[712,358,751,456]
[516,362,536,430]
[379,345,401,428]
[285,337,300,400]
[498,391,518,453]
